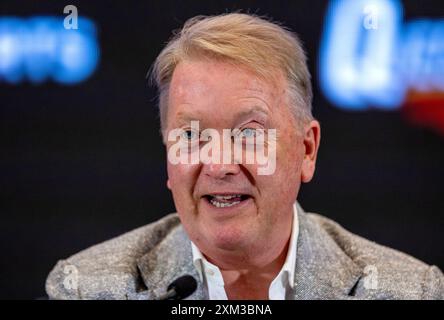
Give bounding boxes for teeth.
[206,194,247,208]
[212,194,242,200]
[209,199,241,208]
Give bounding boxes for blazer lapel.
[292,204,362,299]
[136,224,207,300]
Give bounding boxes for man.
[46,13,443,300]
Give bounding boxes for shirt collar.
[191,240,206,282]
[191,202,299,289]
[276,202,299,289]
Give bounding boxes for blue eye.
[181,130,198,141]
[240,128,257,138]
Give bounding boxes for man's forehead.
[169,60,279,101]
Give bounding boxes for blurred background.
[0,0,443,299]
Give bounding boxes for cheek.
[263,138,304,199]
[167,163,202,223]
[167,163,198,196]
[283,146,303,176]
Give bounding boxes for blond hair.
[149,13,313,135]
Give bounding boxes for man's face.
[165,59,319,262]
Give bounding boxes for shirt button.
[207,270,214,276]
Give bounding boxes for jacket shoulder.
[307,212,443,299]
[45,213,180,300]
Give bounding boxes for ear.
[167,178,172,190]
[301,120,321,183]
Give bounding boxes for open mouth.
[203,194,252,208]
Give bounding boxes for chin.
[207,224,254,251]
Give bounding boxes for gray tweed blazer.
[45,204,443,300]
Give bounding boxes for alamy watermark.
[63,5,78,29]
[363,5,379,30]
[62,264,79,291]
[167,121,277,175]
[363,265,379,290]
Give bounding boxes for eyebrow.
[174,105,269,127]
[174,109,202,127]
[233,105,269,125]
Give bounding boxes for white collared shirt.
[191,203,299,300]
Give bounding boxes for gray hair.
[149,13,314,136]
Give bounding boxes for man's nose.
[202,163,241,179]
